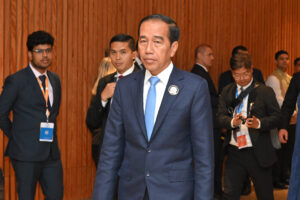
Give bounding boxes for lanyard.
[37,76,50,122]
[235,88,243,114]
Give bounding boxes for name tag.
[39,122,54,142]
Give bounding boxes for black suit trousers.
[11,157,63,200]
[223,145,274,200]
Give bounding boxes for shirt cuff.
[101,100,108,108]
[231,118,235,128]
[256,118,261,129]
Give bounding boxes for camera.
[239,116,247,124]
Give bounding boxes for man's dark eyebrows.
[154,36,164,41]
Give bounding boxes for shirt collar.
[144,62,174,86]
[236,78,253,90]
[196,63,208,72]
[117,64,135,77]
[29,63,47,78]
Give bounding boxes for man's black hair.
[109,34,135,51]
[138,14,180,45]
[26,30,54,51]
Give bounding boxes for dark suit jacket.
[92,66,214,200]
[218,68,265,94]
[0,66,61,161]
[217,81,279,167]
[86,66,140,147]
[191,64,218,122]
[280,72,300,130]
[280,72,300,200]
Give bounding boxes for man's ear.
[170,41,178,58]
[28,51,32,61]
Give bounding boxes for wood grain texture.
[0,0,299,199]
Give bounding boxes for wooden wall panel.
[0,0,299,199]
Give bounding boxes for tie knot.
[39,75,46,82]
[149,76,160,86]
[118,75,124,79]
[240,87,244,92]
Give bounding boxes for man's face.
[28,44,53,71]
[232,66,253,87]
[276,54,289,71]
[138,20,178,75]
[197,47,214,68]
[295,61,300,73]
[110,41,136,74]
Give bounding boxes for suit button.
[147,149,151,153]
[146,172,150,177]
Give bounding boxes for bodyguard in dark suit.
[191,44,222,197]
[86,34,139,167]
[92,14,214,200]
[218,54,280,200]
[0,31,63,200]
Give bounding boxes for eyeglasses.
[32,48,52,54]
[232,71,251,80]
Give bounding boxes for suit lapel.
[25,66,45,104]
[150,66,184,142]
[132,71,148,140]
[47,71,57,108]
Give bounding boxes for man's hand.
[101,82,116,102]
[246,116,260,129]
[278,129,288,143]
[232,113,244,127]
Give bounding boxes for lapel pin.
[168,85,179,95]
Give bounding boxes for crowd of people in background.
[86,31,300,200]
[1,13,300,200]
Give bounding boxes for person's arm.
[253,87,281,131]
[92,82,125,200]
[190,80,214,200]
[86,78,115,131]
[266,75,284,107]
[280,74,300,129]
[279,74,300,142]
[0,75,18,138]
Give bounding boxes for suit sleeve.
[92,82,125,200]
[0,75,18,138]
[217,88,234,130]
[280,74,300,129]
[86,78,110,132]
[190,80,214,200]
[258,87,281,131]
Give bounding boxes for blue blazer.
[92,66,214,200]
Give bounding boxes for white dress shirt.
[230,79,254,148]
[143,62,173,123]
[265,75,284,108]
[29,63,54,106]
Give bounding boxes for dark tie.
[118,75,124,79]
[39,75,51,110]
[39,75,46,90]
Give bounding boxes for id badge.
[40,122,54,142]
[237,134,247,148]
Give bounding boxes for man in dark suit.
[0,31,63,200]
[218,45,264,94]
[92,14,214,200]
[86,34,140,167]
[218,53,280,200]
[190,44,222,198]
[279,71,300,199]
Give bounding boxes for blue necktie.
[145,76,160,140]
